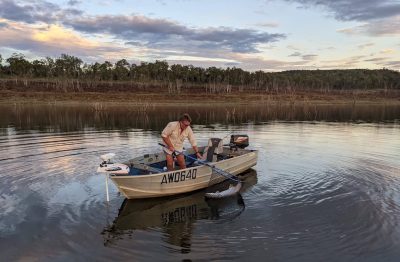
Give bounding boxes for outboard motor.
[230,135,249,149]
[100,153,116,167]
[97,153,129,175]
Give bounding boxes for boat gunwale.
[111,149,258,179]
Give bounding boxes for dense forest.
[0,53,399,93]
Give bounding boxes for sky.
[0,0,399,71]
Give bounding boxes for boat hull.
[110,150,258,199]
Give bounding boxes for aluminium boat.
[97,135,258,199]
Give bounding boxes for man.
[161,113,202,171]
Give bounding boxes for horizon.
[0,0,399,72]
[1,52,400,74]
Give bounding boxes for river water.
[0,103,400,261]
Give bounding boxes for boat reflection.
[103,169,258,248]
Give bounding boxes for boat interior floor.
[116,147,253,176]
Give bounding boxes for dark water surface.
[1,103,400,261]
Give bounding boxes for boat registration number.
[161,168,197,184]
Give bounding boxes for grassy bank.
[1,77,399,106]
[1,89,399,106]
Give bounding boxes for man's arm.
[162,136,175,152]
[161,122,176,152]
[192,145,202,159]
[187,128,202,158]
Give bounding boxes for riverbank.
[1,89,399,106]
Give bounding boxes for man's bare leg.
[176,154,186,169]
[166,154,174,171]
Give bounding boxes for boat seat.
[129,162,162,173]
[201,138,223,162]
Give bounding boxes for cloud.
[67,0,82,5]
[289,51,301,57]
[361,16,400,36]
[316,46,336,51]
[357,43,374,50]
[0,0,289,68]
[65,15,286,53]
[0,21,132,60]
[286,0,400,44]
[284,0,400,21]
[0,19,285,69]
[67,15,188,37]
[302,54,318,61]
[165,55,235,63]
[0,0,82,24]
[131,47,311,71]
[336,27,358,35]
[311,55,367,69]
[289,52,318,61]
[380,48,396,54]
[383,61,400,68]
[0,0,288,66]
[2,18,392,71]
[337,16,400,36]
[286,44,301,51]
[225,62,242,67]
[221,52,322,71]
[125,41,146,47]
[364,57,388,62]
[0,0,57,24]
[256,22,279,28]
[362,56,400,70]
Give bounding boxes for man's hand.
[168,145,175,153]
[196,152,202,159]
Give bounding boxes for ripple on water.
[1,122,400,261]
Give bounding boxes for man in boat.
[161,113,202,171]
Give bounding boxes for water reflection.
[1,103,400,261]
[0,103,399,132]
[103,170,257,250]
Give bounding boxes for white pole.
[105,174,110,202]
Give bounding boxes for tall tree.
[1,52,399,91]
[99,61,113,80]
[31,59,48,78]
[54,54,83,78]
[114,59,130,80]
[6,53,31,76]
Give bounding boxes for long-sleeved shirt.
[161,121,197,153]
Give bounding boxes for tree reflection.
[1,104,399,132]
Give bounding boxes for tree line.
[0,53,399,91]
